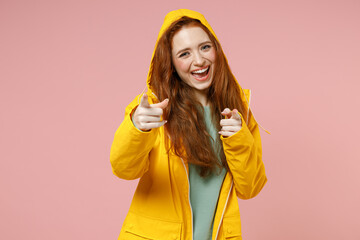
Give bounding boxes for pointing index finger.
[221,108,232,119]
[151,98,169,109]
[231,109,241,120]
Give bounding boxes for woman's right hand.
[132,93,169,131]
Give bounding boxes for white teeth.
[192,67,209,74]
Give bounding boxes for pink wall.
[1,0,359,239]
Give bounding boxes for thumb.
[151,98,169,109]
[139,93,151,108]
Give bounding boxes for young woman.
[110,9,267,240]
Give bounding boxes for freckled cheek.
[209,49,216,63]
[173,59,191,73]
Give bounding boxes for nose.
[193,51,205,66]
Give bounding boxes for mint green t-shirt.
[189,106,227,240]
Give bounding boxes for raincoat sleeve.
[110,94,158,180]
[220,111,267,199]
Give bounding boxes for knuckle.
[150,108,157,115]
[137,107,144,115]
[138,116,145,122]
[153,109,160,116]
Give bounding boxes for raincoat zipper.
[214,181,233,240]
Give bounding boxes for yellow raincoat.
[110,9,267,240]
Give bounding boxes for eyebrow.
[176,41,212,56]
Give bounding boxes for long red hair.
[149,16,248,177]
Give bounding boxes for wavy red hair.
[148,16,248,177]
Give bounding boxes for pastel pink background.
[1,0,359,239]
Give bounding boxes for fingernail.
[164,120,168,124]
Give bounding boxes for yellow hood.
[144,9,269,134]
[146,9,219,87]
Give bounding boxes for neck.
[194,89,209,107]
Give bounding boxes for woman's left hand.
[219,108,242,137]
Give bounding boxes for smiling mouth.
[191,66,210,78]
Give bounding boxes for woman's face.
[171,26,216,96]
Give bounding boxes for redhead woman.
[110,9,268,240]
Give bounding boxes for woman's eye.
[202,44,211,50]
[179,52,189,57]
